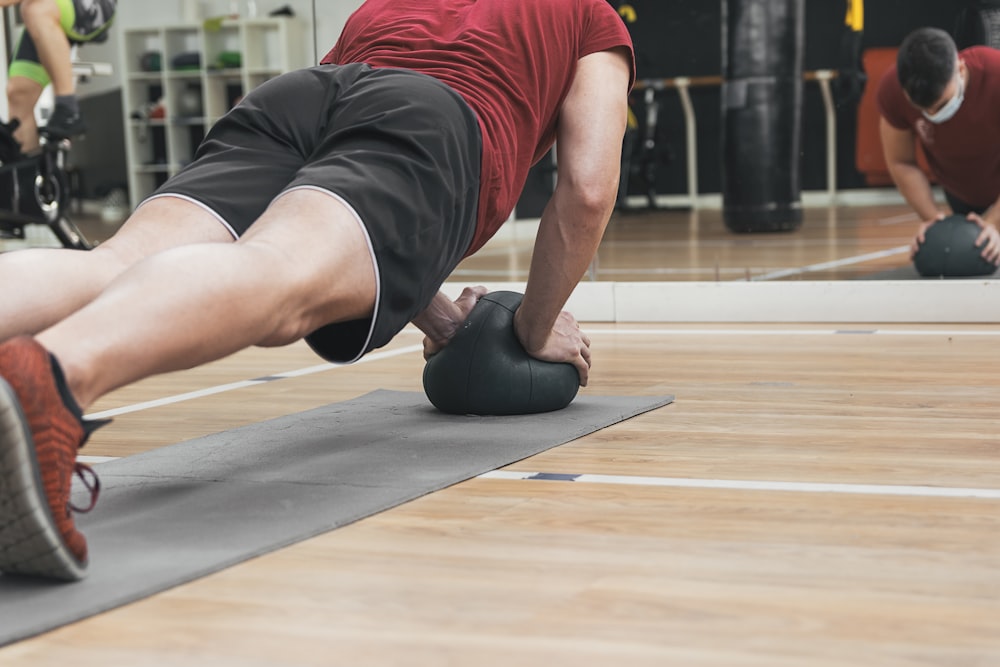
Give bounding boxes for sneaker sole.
[0,378,86,581]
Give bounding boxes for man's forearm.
[517,189,610,352]
[888,162,941,220]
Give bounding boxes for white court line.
[450,267,749,277]
[83,327,1000,421]
[78,455,119,464]
[399,327,1000,337]
[878,212,919,226]
[749,245,910,281]
[584,328,1000,336]
[84,344,423,420]
[449,269,529,277]
[596,238,908,249]
[76,461,1000,500]
[83,328,1000,420]
[480,471,1000,500]
[586,267,747,276]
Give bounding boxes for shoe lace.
[68,462,101,513]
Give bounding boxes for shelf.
[164,70,204,80]
[128,72,163,82]
[170,117,208,126]
[120,17,307,209]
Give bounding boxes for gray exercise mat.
[0,389,673,646]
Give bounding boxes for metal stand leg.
[36,138,92,250]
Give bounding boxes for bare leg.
[20,0,75,97]
[0,197,235,340]
[9,0,77,148]
[6,76,43,152]
[38,189,378,409]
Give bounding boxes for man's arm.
[880,117,941,222]
[963,198,1000,264]
[512,47,632,385]
[880,117,949,254]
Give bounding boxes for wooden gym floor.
[2,197,922,281]
[455,201,921,282]
[2,202,999,665]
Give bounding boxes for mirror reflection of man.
[877,27,1000,265]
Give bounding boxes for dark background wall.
[517,0,963,216]
[622,0,961,197]
[72,90,128,200]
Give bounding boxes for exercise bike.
[0,57,116,251]
[0,118,90,250]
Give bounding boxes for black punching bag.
[954,1,1000,50]
[721,0,804,233]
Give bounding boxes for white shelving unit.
[119,18,307,208]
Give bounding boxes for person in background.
[1,0,117,152]
[877,26,1000,265]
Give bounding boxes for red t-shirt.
[877,46,1000,208]
[322,0,635,255]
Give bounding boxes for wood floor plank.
[4,479,998,666]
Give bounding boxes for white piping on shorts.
[281,185,381,365]
[141,188,381,364]
[140,193,240,240]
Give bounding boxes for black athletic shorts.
[146,64,482,363]
[944,190,987,216]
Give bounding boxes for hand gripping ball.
[422,291,580,415]
[913,215,997,278]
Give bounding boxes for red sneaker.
[0,336,100,581]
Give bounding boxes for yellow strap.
[845,0,864,32]
[618,4,637,24]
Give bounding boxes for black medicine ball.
[913,215,998,277]
[422,291,580,415]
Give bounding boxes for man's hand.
[966,212,1000,265]
[413,286,488,360]
[911,212,946,258]
[513,309,592,387]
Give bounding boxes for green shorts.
[8,0,116,87]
